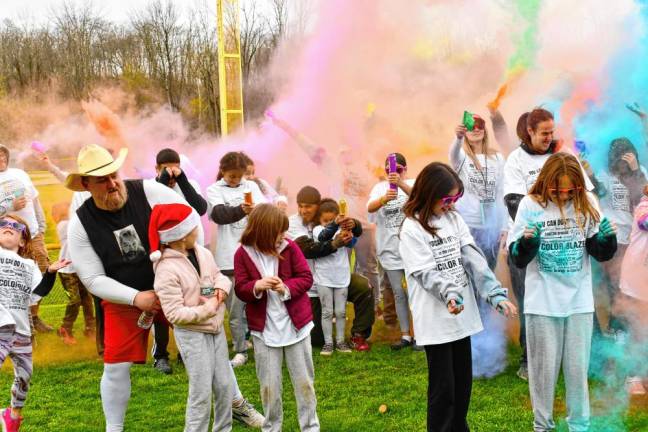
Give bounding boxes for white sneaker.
[626,377,647,395]
[613,330,628,345]
[232,398,265,428]
[230,352,248,368]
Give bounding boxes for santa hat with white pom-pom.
[148,203,200,262]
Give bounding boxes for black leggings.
[424,337,472,432]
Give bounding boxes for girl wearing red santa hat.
[150,203,235,432]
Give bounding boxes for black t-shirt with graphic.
[76,180,154,291]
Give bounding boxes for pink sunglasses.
[441,190,464,206]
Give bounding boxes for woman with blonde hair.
[508,153,617,432]
[450,110,510,377]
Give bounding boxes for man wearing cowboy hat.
[67,144,264,431]
[66,144,189,431]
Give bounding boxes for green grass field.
[1,305,646,432]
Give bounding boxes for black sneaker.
[153,358,172,375]
[320,343,334,356]
[390,338,413,351]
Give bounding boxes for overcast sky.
[0,0,280,26]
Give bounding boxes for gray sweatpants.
[526,313,593,432]
[225,275,248,354]
[384,269,411,334]
[253,335,319,432]
[0,326,32,409]
[174,328,234,432]
[316,285,348,345]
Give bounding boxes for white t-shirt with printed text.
[454,149,506,229]
[399,212,483,345]
[597,169,647,245]
[367,179,415,270]
[507,194,601,317]
[0,248,43,336]
[502,149,552,198]
[0,168,40,237]
[206,179,266,270]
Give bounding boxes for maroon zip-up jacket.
[234,239,313,333]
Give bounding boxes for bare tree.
[238,1,266,80]
[52,1,109,97]
[132,0,194,110]
[0,0,297,136]
[267,0,288,48]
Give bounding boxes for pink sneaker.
[1,408,22,432]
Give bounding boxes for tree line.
[0,0,294,135]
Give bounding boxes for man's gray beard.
[104,184,128,211]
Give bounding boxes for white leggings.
[101,362,132,432]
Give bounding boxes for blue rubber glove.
[598,217,615,238]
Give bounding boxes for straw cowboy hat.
[65,144,128,192]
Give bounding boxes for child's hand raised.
[48,259,72,273]
[496,300,518,318]
[523,222,542,239]
[626,102,647,119]
[621,153,639,171]
[332,230,353,248]
[447,298,464,315]
[12,196,27,211]
[387,173,400,186]
[383,189,398,203]
[241,202,254,215]
[338,217,356,231]
[455,124,467,139]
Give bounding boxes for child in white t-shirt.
[398,162,516,431]
[508,153,617,432]
[312,198,361,355]
[0,215,70,431]
[206,151,267,367]
[367,152,416,350]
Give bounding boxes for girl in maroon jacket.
[234,204,320,432]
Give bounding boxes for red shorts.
[102,301,168,364]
